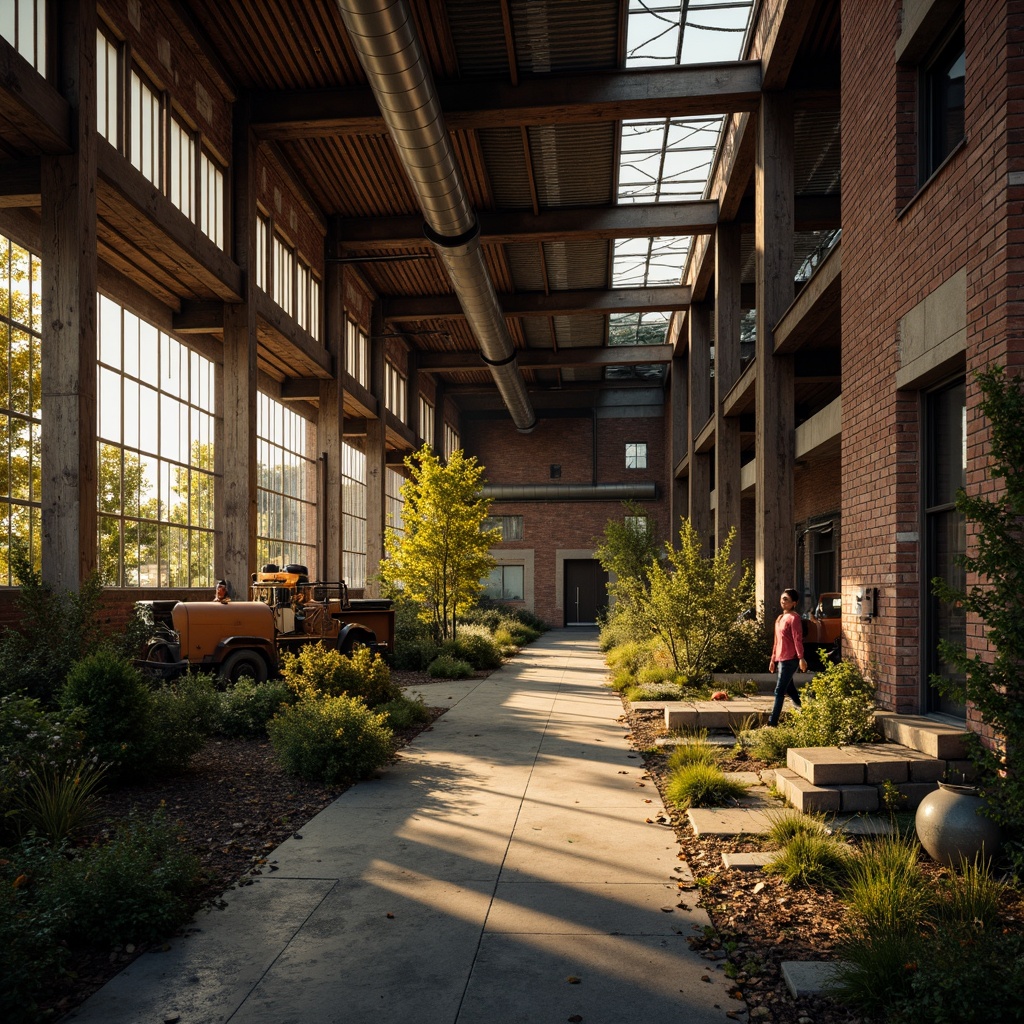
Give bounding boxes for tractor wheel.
[338,628,376,657]
[219,649,269,685]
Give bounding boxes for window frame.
[625,442,648,469]
[918,16,965,185]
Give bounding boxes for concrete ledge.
[838,785,879,813]
[773,768,841,813]
[876,712,968,759]
[896,781,938,810]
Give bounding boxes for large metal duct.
[336,0,537,432]
[483,483,658,501]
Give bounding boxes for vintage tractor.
[138,564,395,684]
[802,592,843,666]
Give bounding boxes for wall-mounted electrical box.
[855,586,877,620]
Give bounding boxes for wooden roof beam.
[252,62,762,139]
[419,344,674,373]
[336,201,718,251]
[384,286,691,321]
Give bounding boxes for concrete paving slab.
[484,880,706,934]
[687,807,778,837]
[788,746,866,785]
[502,803,681,884]
[781,960,845,996]
[457,932,735,1024]
[722,851,776,870]
[67,877,336,1023]
[229,874,494,1024]
[834,814,893,836]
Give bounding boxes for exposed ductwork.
[483,483,658,502]
[336,0,537,433]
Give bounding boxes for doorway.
[564,559,608,625]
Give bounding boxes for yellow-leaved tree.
[378,445,498,642]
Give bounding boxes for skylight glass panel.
[619,117,722,203]
[625,1,753,68]
[609,311,671,346]
[613,236,691,287]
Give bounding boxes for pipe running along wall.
[336,0,537,432]
[482,483,658,501]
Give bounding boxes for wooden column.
[218,101,258,592]
[318,254,345,581]
[715,222,743,572]
[754,92,796,608]
[688,302,713,549]
[40,0,98,590]
[364,317,387,595]
[669,351,688,540]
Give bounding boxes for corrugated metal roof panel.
[528,124,616,206]
[543,240,609,291]
[510,0,619,73]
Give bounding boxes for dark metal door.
[564,559,608,625]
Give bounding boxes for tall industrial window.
[342,441,366,589]
[129,70,162,190]
[308,275,321,342]
[295,261,320,341]
[0,0,46,73]
[484,516,523,542]
[199,151,225,250]
[625,442,648,469]
[272,234,294,317]
[346,318,369,389]
[169,118,195,222]
[386,467,405,537]
[418,396,434,444]
[96,30,119,147]
[96,295,216,587]
[0,236,42,584]
[924,378,967,717]
[256,393,317,572]
[921,18,965,181]
[254,214,269,291]
[384,361,406,421]
[443,423,459,459]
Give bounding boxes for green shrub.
[14,757,107,844]
[712,612,774,673]
[441,626,503,670]
[764,831,852,888]
[391,595,440,670]
[831,928,923,1017]
[146,673,220,773]
[636,665,684,687]
[624,681,685,702]
[491,625,519,656]
[666,731,721,770]
[268,693,393,784]
[665,762,747,809]
[0,555,105,704]
[428,654,474,679]
[789,658,878,747]
[741,722,801,765]
[218,679,293,737]
[609,668,636,692]
[0,838,67,1023]
[377,694,432,730]
[934,853,1004,930]
[843,835,932,935]
[59,651,152,775]
[280,643,399,706]
[604,638,656,676]
[43,808,199,947]
[762,809,831,846]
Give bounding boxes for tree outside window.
[626,442,648,469]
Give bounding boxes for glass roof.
[610,0,755,372]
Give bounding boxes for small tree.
[933,365,1024,867]
[643,519,753,681]
[594,501,662,614]
[378,445,498,642]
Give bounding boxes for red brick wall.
[841,0,1024,716]
[464,412,671,624]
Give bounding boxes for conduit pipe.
[336,0,537,432]
[483,483,658,502]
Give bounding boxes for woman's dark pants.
[769,658,802,726]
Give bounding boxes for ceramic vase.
[915,781,1001,867]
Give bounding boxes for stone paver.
[722,851,776,870]
[781,960,845,997]
[69,629,737,1024]
[687,806,779,837]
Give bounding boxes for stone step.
[663,697,773,731]
[786,743,946,785]
[713,672,814,695]
[773,767,938,814]
[874,711,969,759]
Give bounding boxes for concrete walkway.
[69,628,736,1024]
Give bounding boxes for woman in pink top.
[768,588,808,726]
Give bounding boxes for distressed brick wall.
[464,412,670,624]
[841,0,1024,718]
